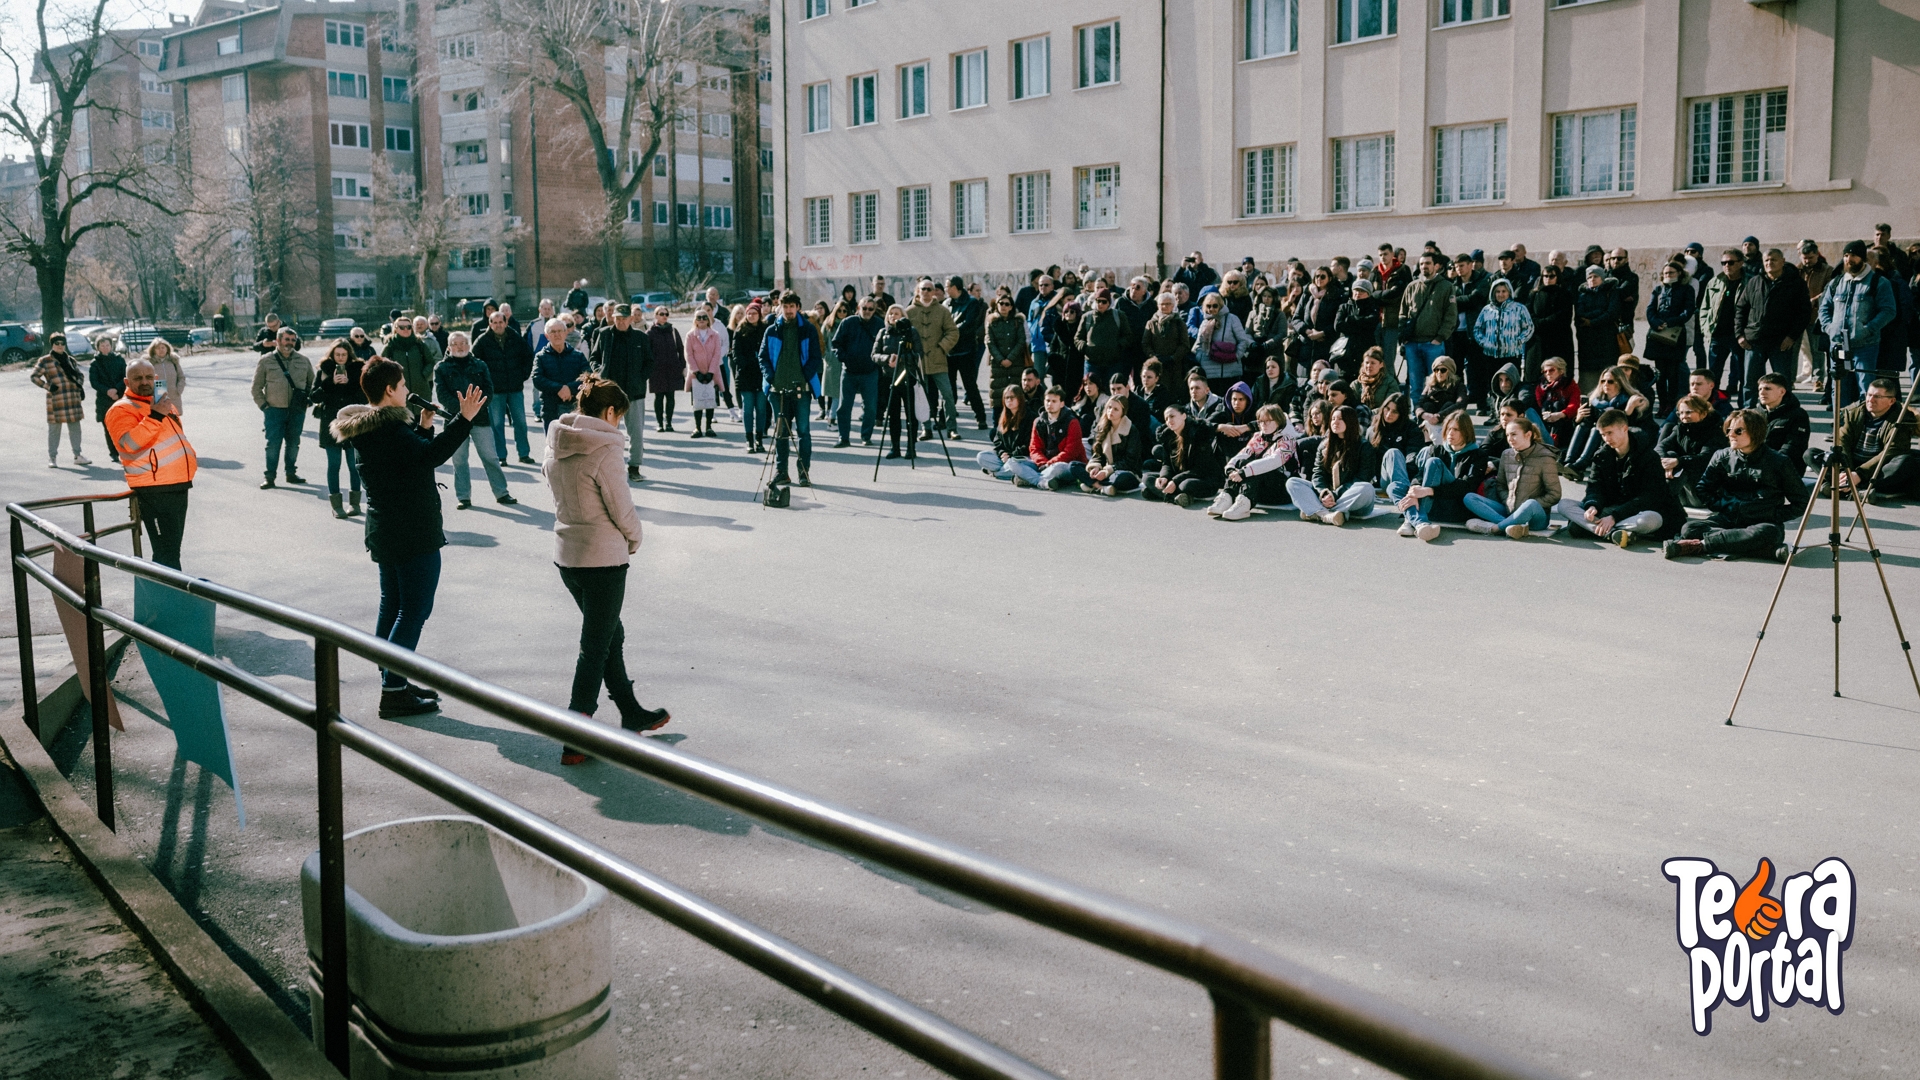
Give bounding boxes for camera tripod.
[872,376,955,481]
[1725,446,1920,724]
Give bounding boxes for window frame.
[1244,0,1298,60]
[952,178,988,238]
[384,126,413,153]
[140,108,175,130]
[328,121,371,148]
[216,34,241,56]
[848,72,878,127]
[849,190,880,244]
[1240,144,1296,218]
[1332,0,1397,45]
[453,140,488,166]
[136,39,162,58]
[1331,133,1395,212]
[803,82,831,133]
[952,49,988,110]
[1431,120,1507,206]
[1435,0,1508,27]
[381,76,410,103]
[1687,89,1787,189]
[1073,164,1119,230]
[327,70,368,99]
[898,184,931,241]
[221,73,246,103]
[1549,105,1637,199]
[1011,171,1050,234]
[898,61,929,118]
[802,0,829,19]
[464,192,491,216]
[803,196,833,246]
[330,173,373,200]
[1074,21,1121,89]
[323,20,366,48]
[1012,35,1051,100]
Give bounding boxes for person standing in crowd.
[145,339,185,415]
[1665,410,1801,563]
[732,302,773,452]
[332,359,484,718]
[32,333,90,467]
[1798,240,1837,397]
[1527,265,1574,384]
[1116,276,1156,385]
[1291,267,1341,381]
[476,308,536,465]
[313,339,366,518]
[907,279,961,440]
[414,316,444,367]
[1473,278,1534,395]
[426,314,449,353]
[1738,248,1810,408]
[1831,377,1920,500]
[1556,409,1683,547]
[1142,292,1192,385]
[1643,260,1698,418]
[982,293,1030,424]
[253,312,298,352]
[1699,249,1748,399]
[251,327,313,489]
[945,277,989,430]
[1463,417,1560,539]
[565,279,590,317]
[866,274,897,313]
[1191,290,1251,396]
[1026,274,1058,384]
[759,291,823,487]
[1076,288,1130,392]
[874,303,924,462]
[1606,248,1640,339]
[589,306,652,472]
[1398,252,1456,407]
[382,315,435,401]
[829,298,880,449]
[646,305,685,432]
[533,318,592,435]
[526,298,556,353]
[437,331,516,509]
[469,300,497,339]
[684,308,727,438]
[1871,244,1916,387]
[346,326,377,361]
[1373,244,1412,361]
[1574,266,1620,384]
[88,333,126,457]
[1174,251,1220,295]
[1450,253,1493,405]
[543,374,669,764]
[106,358,197,570]
[1819,239,1899,408]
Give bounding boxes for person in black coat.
[1573,266,1620,385]
[312,339,366,518]
[1331,278,1380,380]
[1643,262,1698,418]
[331,358,485,718]
[473,310,536,463]
[1666,409,1802,563]
[1755,373,1811,473]
[1145,406,1225,505]
[944,277,989,429]
[976,383,1036,481]
[1557,412,1684,546]
[1657,395,1730,506]
[589,304,653,478]
[1528,265,1576,382]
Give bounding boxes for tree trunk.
[37,252,68,341]
[603,208,627,303]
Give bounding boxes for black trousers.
[1143,471,1219,500]
[1223,471,1287,505]
[886,380,921,454]
[1679,518,1783,559]
[135,487,189,570]
[951,347,987,424]
[1866,453,1920,498]
[556,563,640,717]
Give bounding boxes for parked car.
[726,289,772,307]
[0,322,41,365]
[188,327,215,347]
[630,291,675,310]
[29,320,98,355]
[317,317,356,339]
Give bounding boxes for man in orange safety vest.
[105,358,198,569]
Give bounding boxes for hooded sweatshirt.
[1472,279,1535,359]
[543,413,642,568]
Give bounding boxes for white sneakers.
[72,454,91,466]
[1207,491,1235,517]
[1505,523,1531,539]
[1398,520,1417,537]
[1319,510,1347,526]
[1465,518,1499,535]
[1221,494,1254,521]
[1416,523,1442,542]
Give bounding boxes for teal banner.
[134,578,245,828]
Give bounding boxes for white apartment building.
[774,0,1920,297]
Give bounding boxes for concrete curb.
[0,689,340,1080]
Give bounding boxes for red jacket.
[1029,413,1086,466]
[1531,377,1581,419]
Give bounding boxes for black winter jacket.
[1698,446,1804,528]
[1153,422,1226,485]
[473,328,534,394]
[1656,417,1728,487]
[590,326,653,398]
[1581,430,1684,538]
[1763,393,1812,472]
[332,405,474,563]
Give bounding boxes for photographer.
[757,291,823,487]
[251,328,313,489]
[1663,410,1801,563]
[873,303,924,462]
[330,358,485,718]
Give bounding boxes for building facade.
[774,0,1920,299]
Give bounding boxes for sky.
[0,0,202,157]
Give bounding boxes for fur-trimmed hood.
[329,403,410,442]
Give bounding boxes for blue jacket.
[1820,269,1898,348]
[757,314,822,395]
[531,344,590,405]
[433,352,496,424]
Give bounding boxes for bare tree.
[481,0,718,300]
[0,0,178,335]
[172,208,230,323]
[203,101,324,318]
[363,158,464,317]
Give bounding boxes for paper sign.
[134,577,245,828]
[52,547,125,732]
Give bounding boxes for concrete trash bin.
[300,815,614,1079]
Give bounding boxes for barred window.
[1011,171,1050,233]
[898,185,930,240]
[804,196,832,246]
[1689,90,1786,187]
[1241,145,1295,217]
[1550,106,1635,198]
[1332,135,1393,211]
[1432,122,1505,205]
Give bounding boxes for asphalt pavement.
[4,346,1919,1080]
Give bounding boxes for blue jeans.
[1285,477,1377,518]
[1463,492,1548,531]
[1404,341,1446,409]
[838,370,880,441]
[375,550,441,690]
[1835,342,1885,410]
[1006,457,1042,485]
[452,428,509,501]
[772,391,811,473]
[1038,460,1088,489]
[740,390,769,441]
[977,450,1018,477]
[1741,344,1796,408]
[1401,457,1454,527]
[489,390,531,460]
[324,444,360,495]
[263,405,303,478]
[1379,447,1410,502]
[926,371,958,433]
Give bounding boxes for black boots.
[378,687,438,719]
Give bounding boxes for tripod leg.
[936,425,956,475]
[1840,480,1920,703]
[1726,460,1829,724]
[1833,478,1844,697]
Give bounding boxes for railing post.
[12,517,39,739]
[82,548,114,831]
[1212,991,1270,1080]
[314,639,351,1076]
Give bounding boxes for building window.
[702,205,734,230]
[898,185,930,240]
[221,73,246,103]
[442,35,479,61]
[804,82,830,132]
[332,171,372,197]
[849,191,879,243]
[701,112,731,138]
[1432,121,1505,205]
[761,191,775,218]
[333,224,365,250]
[451,91,483,112]
[675,201,697,226]
[849,73,877,126]
[952,179,987,237]
[217,34,241,56]
[803,0,828,18]
[1550,106,1635,197]
[804,196,832,245]
[137,39,162,57]
[673,105,696,135]
[1012,36,1050,99]
[327,71,368,99]
[140,108,174,130]
[1689,89,1786,188]
[628,199,644,222]
[450,247,491,270]
[1246,0,1298,58]
[760,147,774,171]
[1011,171,1050,233]
[898,62,928,117]
[453,140,487,165]
[1075,22,1119,88]
[1074,164,1118,229]
[463,193,489,215]
[335,273,376,299]
[1332,134,1394,211]
[1334,0,1396,43]
[324,20,365,47]
[653,200,668,225]
[1437,0,1507,25]
[328,121,370,147]
[140,73,170,95]
[953,49,987,109]
[381,76,409,103]
[1241,145,1295,217]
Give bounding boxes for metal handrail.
[8,496,1562,1080]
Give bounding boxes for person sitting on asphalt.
[1830,377,1920,502]
[1398,410,1492,542]
[1209,382,1259,461]
[1071,373,1104,439]
[1368,392,1426,502]
[1145,406,1226,506]
[1664,409,1803,564]
[1209,405,1298,520]
[1464,417,1561,539]
[1136,359,1176,430]
[977,385,1034,482]
[1084,395,1152,496]
[1527,356,1582,452]
[1556,409,1684,547]
[1754,372,1811,475]
[1286,405,1377,527]
[1293,398,1331,472]
[1251,355,1298,419]
[1183,370,1224,425]
[1562,365,1651,479]
[1684,367,1732,421]
[1658,394,1729,508]
[1484,363,1525,429]
[1026,385,1089,490]
[1416,356,1467,442]
[1353,346,1403,414]
[1479,399,1529,458]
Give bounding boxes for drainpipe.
[779,0,792,288]
[1155,0,1167,281]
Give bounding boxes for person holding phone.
[106,358,198,569]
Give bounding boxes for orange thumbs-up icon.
[1734,858,1785,940]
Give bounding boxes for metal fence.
[9,491,1561,1080]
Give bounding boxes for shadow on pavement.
[216,628,315,680]
[194,457,246,469]
[811,484,1043,516]
[443,531,500,547]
